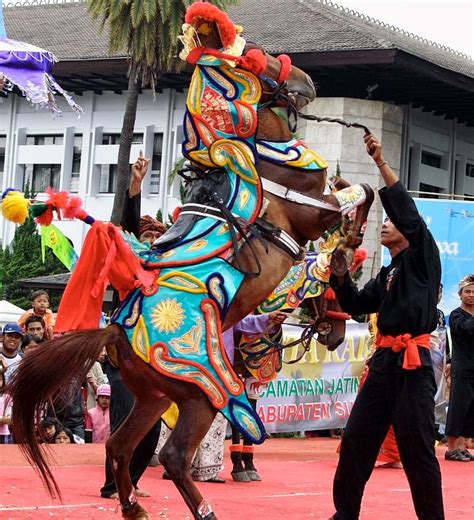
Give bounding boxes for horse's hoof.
[231,470,251,482]
[121,503,150,519]
[246,470,261,481]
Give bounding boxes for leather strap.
[261,178,340,212]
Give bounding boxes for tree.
[87,0,238,225]
[1,184,68,309]
[1,215,68,310]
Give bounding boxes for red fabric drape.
[55,222,155,332]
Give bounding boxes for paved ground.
[0,438,472,519]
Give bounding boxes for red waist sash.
[376,333,431,370]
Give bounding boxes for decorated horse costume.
[7,4,374,520]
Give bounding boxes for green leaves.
[86,0,240,88]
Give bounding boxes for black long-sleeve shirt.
[121,190,141,238]
[330,181,441,371]
[449,307,474,378]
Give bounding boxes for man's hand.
[268,311,288,326]
[444,363,451,381]
[363,133,399,188]
[364,133,383,164]
[129,150,151,196]
[330,246,350,278]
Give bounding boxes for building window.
[421,151,442,168]
[70,135,82,193]
[99,164,118,193]
[466,163,474,178]
[419,182,442,199]
[26,134,63,146]
[23,164,61,193]
[102,133,143,145]
[150,133,163,194]
[0,135,6,174]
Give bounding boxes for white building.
[1,89,186,251]
[2,0,474,282]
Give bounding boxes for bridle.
[235,287,352,369]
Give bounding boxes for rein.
[235,321,318,366]
[297,112,371,135]
[178,166,304,277]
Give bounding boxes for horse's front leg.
[106,394,169,520]
[159,392,218,519]
[342,183,374,249]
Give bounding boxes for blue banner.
[383,198,474,315]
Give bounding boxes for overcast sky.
[332,0,474,57]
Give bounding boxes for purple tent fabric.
[0,37,82,115]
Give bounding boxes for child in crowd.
[0,359,13,444]
[18,290,55,340]
[38,417,61,443]
[21,334,41,355]
[54,427,76,444]
[86,384,111,443]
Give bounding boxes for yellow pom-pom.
[1,191,31,225]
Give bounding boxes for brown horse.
[9,9,373,520]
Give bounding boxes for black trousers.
[100,363,161,497]
[445,376,474,438]
[332,367,444,520]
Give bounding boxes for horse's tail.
[8,324,125,498]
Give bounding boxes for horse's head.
[180,3,315,114]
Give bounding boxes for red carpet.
[0,439,472,519]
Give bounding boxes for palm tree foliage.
[87,0,238,223]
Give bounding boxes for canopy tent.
[0,299,25,329]
[0,4,81,115]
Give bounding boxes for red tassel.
[172,206,182,223]
[324,287,337,301]
[35,207,54,226]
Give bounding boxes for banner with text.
[257,321,370,432]
[382,198,474,316]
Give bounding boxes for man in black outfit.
[445,274,474,461]
[329,134,444,519]
[100,153,164,499]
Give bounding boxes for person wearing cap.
[329,134,444,519]
[1,323,24,384]
[445,274,474,462]
[86,384,111,444]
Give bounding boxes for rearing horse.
[9,4,373,520]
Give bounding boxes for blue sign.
[383,198,474,315]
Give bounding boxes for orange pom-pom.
[46,188,69,209]
[324,287,337,301]
[185,2,237,48]
[64,196,83,219]
[239,49,267,75]
[349,248,368,272]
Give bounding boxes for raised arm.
[120,151,150,236]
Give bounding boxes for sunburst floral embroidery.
[151,298,185,333]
